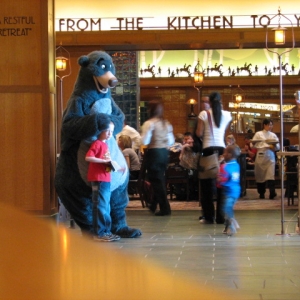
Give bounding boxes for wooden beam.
[56,27,300,50]
[140,76,300,88]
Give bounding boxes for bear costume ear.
[78,55,89,67]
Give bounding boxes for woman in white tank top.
[196,92,232,224]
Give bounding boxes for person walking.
[141,101,175,216]
[196,92,232,224]
[217,145,241,236]
[252,119,279,199]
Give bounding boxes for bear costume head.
[55,50,142,238]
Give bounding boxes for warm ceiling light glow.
[194,71,204,84]
[232,85,245,103]
[273,27,286,45]
[56,57,68,71]
[235,94,243,103]
[193,60,204,85]
[186,98,197,105]
[187,98,197,117]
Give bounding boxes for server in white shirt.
[252,119,279,199]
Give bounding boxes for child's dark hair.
[184,131,193,137]
[227,145,240,159]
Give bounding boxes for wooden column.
[0,0,57,214]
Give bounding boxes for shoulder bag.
[179,147,200,170]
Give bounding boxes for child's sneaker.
[227,225,237,236]
[227,219,238,236]
[111,234,121,241]
[94,233,120,242]
[231,218,240,230]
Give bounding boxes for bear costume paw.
[115,226,142,238]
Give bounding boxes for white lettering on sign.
[229,102,296,112]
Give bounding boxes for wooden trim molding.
[140,76,300,88]
[56,27,300,51]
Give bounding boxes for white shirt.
[290,124,298,133]
[141,118,175,148]
[198,109,232,149]
[116,125,141,151]
[252,129,279,150]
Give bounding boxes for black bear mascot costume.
[55,51,142,238]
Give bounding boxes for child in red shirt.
[85,122,120,242]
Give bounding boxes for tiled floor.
[61,189,300,300]
[110,209,300,300]
[127,188,298,211]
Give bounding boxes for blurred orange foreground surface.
[0,203,234,300]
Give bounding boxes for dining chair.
[166,151,190,200]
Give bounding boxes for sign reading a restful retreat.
[55,14,300,31]
[0,16,35,36]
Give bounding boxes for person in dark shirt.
[243,135,257,170]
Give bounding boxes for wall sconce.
[266,7,294,236]
[187,98,198,117]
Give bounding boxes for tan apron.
[254,148,276,182]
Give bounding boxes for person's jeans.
[222,196,237,223]
[91,181,111,236]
